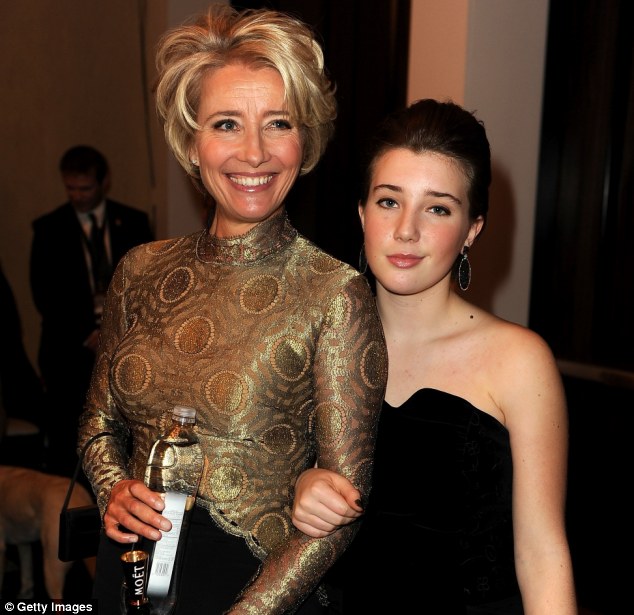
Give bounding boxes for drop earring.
[458,246,471,291]
[358,244,368,274]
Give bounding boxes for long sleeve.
[78,251,138,516]
[230,275,387,613]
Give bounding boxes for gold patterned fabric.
[78,211,387,613]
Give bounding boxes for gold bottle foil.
[121,549,150,607]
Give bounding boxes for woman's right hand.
[103,478,171,544]
[292,468,363,538]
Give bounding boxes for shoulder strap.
[61,431,111,512]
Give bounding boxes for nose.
[394,210,419,242]
[240,129,270,167]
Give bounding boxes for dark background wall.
[532,1,633,612]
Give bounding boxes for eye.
[213,118,238,131]
[377,197,399,209]
[270,118,293,130]
[429,205,450,215]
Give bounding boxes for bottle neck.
[172,417,195,427]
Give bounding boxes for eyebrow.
[208,109,291,118]
[373,184,463,205]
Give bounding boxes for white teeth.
[230,175,272,187]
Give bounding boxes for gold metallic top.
[78,211,387,613]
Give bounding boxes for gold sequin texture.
[252,512,290,553]
[239,275,281,314]
[159,266,194,303]
[270,336,310,381]
[147,236,184,255]
[361,340,390,389]
[260,424,297,455]
[308,250,344,274]
[78,213,387,612]
[209,464,247,501]
[174,316,215,354]
[324,290,352,329]
[204,371,249,416]
[314,402,346,445]
[113,353,152,395]
[295,539,336,575]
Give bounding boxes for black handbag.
[58,431,110,562]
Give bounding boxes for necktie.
[88,213,111,294]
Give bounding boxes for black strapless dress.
[327,389,524,614]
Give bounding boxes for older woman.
[78,6,387,614]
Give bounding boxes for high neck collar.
[195,211,297,265]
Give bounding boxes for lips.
[387,254,423,268]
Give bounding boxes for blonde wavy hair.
[155,4,337,188]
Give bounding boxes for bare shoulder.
[477,315,565,419]
[447,301,557,374]
[485,315,555,361]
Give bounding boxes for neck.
[375,279,458,340]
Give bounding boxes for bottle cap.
[172,405,197,420]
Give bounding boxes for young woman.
[292,99,577,614]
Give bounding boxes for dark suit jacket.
[30,200,153,391]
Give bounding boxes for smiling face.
[360,148,483,297]
[190,63,303,237]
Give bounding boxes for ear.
[466,215,484,247]
[358,202,365,230]
[188,144,199,166]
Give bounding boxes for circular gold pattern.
[239,275,281,314]
[295,539,335,574]
[252,513,290,553]
[308,251,343,275]
[204,371,248,415]
[147,237,185,255]
[361,340,388,389]
[314,402,346,445]
[270,336,310,382]
[260,424,297,456]
[324,291,352,329]
[209,464,247,501]
[113,354,152,395]
[159,266,195,303]
[174,316,215,354]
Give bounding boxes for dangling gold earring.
[458,246,471,291]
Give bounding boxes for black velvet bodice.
[330,389,523,614]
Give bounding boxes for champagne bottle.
[136,405,204,615]
[121,549,151,614]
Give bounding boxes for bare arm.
[499,327,577,614]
